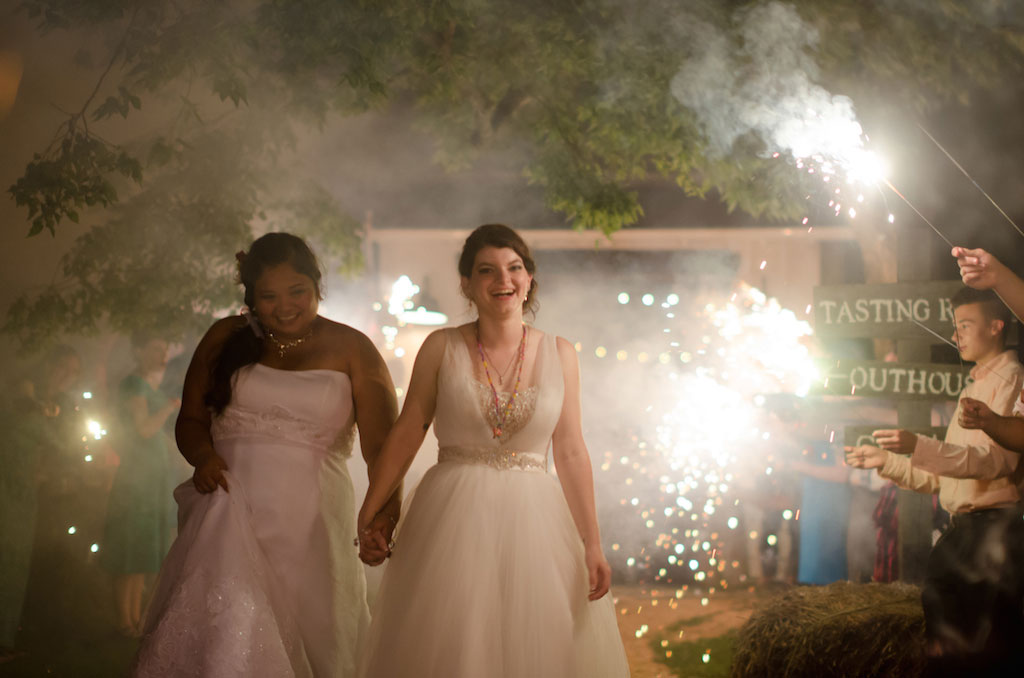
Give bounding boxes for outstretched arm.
[845,444,941,495]
[953,246,1024,321]
[551,336,611,601]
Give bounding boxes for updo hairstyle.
[206,233,323,413]
[457,224,539,315]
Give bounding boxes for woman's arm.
[953,246,1024,321]
[550,336,611,601]
[175,318,239,493]
[357,329,446,534]
[125,391,179,440]
[346,329,400,563]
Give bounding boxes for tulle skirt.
[358,461,629,678]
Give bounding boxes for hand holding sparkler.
[957,396,1024,455]
[871,429,919,455]
[952,247,1024,322]
[953,247,1008,290]
[843,445,887,469]
[958,397,995,430]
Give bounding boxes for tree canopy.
[6,0,1024,347]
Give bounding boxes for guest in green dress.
[0,345,80,664]
[100,333,179,637]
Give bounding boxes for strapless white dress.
[132,364,369,677]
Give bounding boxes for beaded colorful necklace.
[476,323,527,439]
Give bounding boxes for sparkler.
[917,124,1024,239]
[881,179,954,248]
[777,108,967,253]
[908,318,957,349]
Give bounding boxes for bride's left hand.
[585,544,612,601]
[357,513,396,566]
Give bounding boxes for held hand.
[871,429,918,455]
[357,513,396,566]
[959,396,995,430]
[844,445,887,469]
[584,544,612,601]
[193,453,229,493]
[952,246,1003,290]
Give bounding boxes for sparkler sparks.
[599,284,815,601]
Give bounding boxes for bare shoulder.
[317,317,372,348]
[407,328,450,366]
[554,334,575,353]
[452,322,475,343]
[196,316,248,357]
[554,335,579,363]
[315,318,385,371]
[423,327,452,350]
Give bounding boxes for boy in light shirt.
[845,286,1024,676]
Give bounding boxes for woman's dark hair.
[457,224,539,314]
[206,233,323,413]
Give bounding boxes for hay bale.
[731,582,927,678]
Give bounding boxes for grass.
[665,613,715,632]
[651,629,737,678]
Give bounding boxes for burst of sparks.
[597,285,815,602]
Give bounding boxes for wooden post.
[896,223,936,583]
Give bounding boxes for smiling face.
[461,246,534,318]
[952,301,1004,363]
[252,262,320,338]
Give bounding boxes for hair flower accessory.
[241,307,264,339]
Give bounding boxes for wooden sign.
[813,359,969,399]
[813,281,962,339]
[844,425,949,447]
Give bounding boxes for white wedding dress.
[132,364,369,677]
[359,328,629,677]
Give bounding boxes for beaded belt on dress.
[437,446,546,472]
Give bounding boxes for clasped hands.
[958,397,994,430]
[355,512,397,566]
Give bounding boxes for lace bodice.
[434,328,564,471]
[211,364,356,458]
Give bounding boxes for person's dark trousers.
[922,505,1024,677]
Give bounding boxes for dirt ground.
[612,585,762,678]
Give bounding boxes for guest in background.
[100,333,179,637]
[0,345,80,663]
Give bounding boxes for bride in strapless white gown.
[132,233,399,677]
[133,365,366,677]
[356,225,629,678]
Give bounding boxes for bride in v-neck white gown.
[359,329,627,677]
[356,224,628,678]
